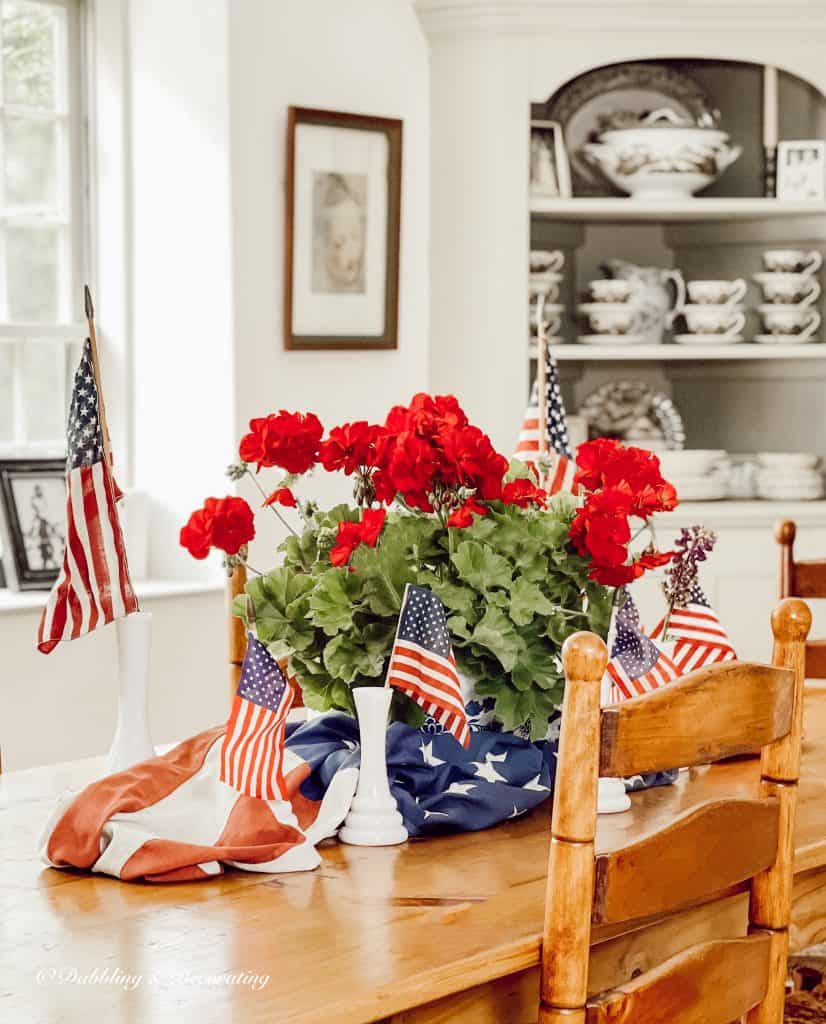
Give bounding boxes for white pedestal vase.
[105,611,156,775]
[339,687,408,847]
[597,673,631,815]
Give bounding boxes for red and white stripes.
[388,640,470,748]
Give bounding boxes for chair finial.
[771,597,812,643]
[775,519,796,545]
[562,631,608,682]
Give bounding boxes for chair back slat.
[584,934,771,1024]
[592,798,779,926]
[599,662,794,779]
[805,640,826,680]
[789,559,826,599]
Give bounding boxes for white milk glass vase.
[105,611,156,775]
[339,686,408,847]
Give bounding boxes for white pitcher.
[602,258,686,345]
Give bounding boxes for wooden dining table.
[3,686,826,1024]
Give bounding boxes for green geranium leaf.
[509,577,555,627]
[470,605,523,671]
[426,577,479,623]
[308,568,362,636]
[452,540,513,592]
[323,633,386,683]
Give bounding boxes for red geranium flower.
[329,508,387,566]
[318,421,381,475]
[263,487,297,508]
[239,411,323,474]
[447,497,488,528]
[501,478,547,509]
[180,496,255,560]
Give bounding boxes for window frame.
[0,0,89,458]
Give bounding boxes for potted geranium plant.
[180,395,677,740]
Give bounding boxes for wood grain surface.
[2,688,826,1024]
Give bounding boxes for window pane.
[21,340,64,441]
[5,117,58,210]
[0,344,14,441]
[6,224,59,321]
[2,1,60,110]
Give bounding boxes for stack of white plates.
[656,449,729,501]
[756,453,824,500]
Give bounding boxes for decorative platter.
[578,380,686,450]
[543,62,716,196]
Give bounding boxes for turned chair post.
[775,520,796,599]
[747,597,812,1024]
[539,631,608,1024]
[228,561,248,705]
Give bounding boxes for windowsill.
[0,577,225,615]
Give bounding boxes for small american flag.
[37,339,138,654]
[220,634,294,799]
[606,592,680,702]
[387,584,470,748]
[651,583,736,674]
[514,343,576,494]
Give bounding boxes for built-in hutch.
[417,0,826,659]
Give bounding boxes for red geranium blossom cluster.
[569,438,678,586]
[239,411,323,474]
[330,508,387,567]
[180,496,255,560]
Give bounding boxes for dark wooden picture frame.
[284,106,402,350]
[0,459,66,591]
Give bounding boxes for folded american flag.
[605,591,680,702]
[651,583,736,673]
[37,338,138,653]
[387,583,470,747]
[514,343,576,494]
[221,634,294,800]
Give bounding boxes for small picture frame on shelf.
[777,140,826,201]
[530,120,571,199]
[0,459,66,591]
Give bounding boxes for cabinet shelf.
[530,342,826,361]
[530,197,826,223]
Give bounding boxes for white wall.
[226,0,431,563]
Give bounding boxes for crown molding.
[415,0,826,38]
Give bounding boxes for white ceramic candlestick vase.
[339,687,408,847]
[598,674,631,814]
[105,611,156,776]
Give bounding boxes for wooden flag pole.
[536,293,550,491]
[84,285,115,473]
[228,560,248,704]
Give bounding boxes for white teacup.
[529,277,561,304]
[686,279,747,305]
[682,305,746,337]
[579,303,640,336]
[589,279,633,303]
[763,249,823,275]
[759,306,821,339]
[753,273,821,306]
[530,249,564,273]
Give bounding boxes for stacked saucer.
[530,249,565,343]
[656,449,729,501]
[672,278,746,345]
[753,249,822,345]
[755,453,824,500]
[576,278,646,345]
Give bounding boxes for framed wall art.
[0,459,66,591]
[284,106,403,350]
[777,140,826,201]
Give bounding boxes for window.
[0,0,85,455]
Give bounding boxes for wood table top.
[3,686,826,1024]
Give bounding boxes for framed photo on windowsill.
[0,459,66,591]
[284,106,403,350]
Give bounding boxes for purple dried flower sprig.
[661,526,717,639]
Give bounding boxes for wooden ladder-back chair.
[776,519,826,678]
[540,597,811,1024]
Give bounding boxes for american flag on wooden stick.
[37,336,138,653]
[387,584,470,748]
[220,634,294,799]
[605,591,680,702]
[514,337,576,494]
[651,583,736,674]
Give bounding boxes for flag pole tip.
[84,285,94,319]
